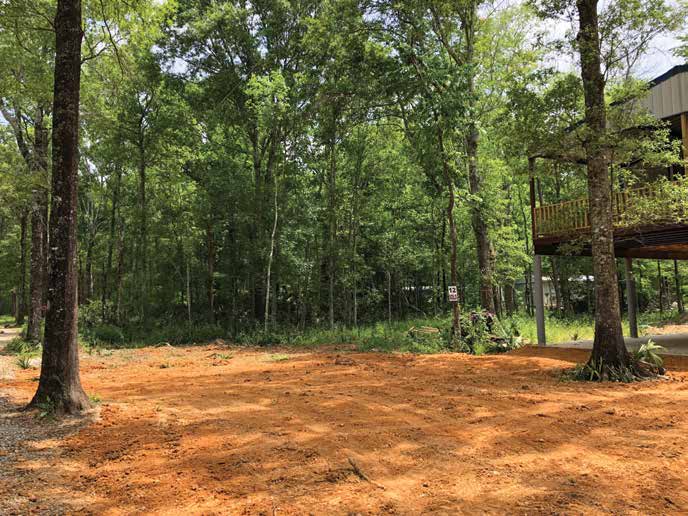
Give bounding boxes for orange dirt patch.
[2,344,688,514]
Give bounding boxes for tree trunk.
[327,111,338,330]
[658,260,664,314]
[437,123,461,340]
[264,174,279,332]
[26,194,47,341]
[466,126,495,313]
[504,283,516,315]
[26,106,50,341]
[463,5,495,314]
[186,258,192,324]
[17,211,28,325]
[674,259,684,313]
[30,0,90,413]
[386,270,392,324]
[102,164,122,320]
[114,230,125,323]
[577,0,629,371]
[137,141,148,322]
[206,223,215,323]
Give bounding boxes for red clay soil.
[2,344,688,515]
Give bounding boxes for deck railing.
[533,181,682,238]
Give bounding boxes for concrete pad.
[550,332,688,356]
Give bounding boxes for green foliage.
[0,0,683,356]
[88,324,125,347]
[35,397,56,420]
[131,323,226,347]
[5,337,40,355]
[631,340,665,370]
[564,340,666,383]
[15,355,33,370]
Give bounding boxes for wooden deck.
[532,181,688,259]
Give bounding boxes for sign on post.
[448,286,458,303]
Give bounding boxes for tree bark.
[17,211,28,325]
[26,192,47,341]
[576,0,629,371]
[26,107,50,342]
[30,0,90,413]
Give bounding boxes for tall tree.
[575,0,628,370]
[30,0,89,413]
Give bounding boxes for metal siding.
[644,71,688,119]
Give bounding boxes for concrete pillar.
[625,257,639,338]
[534,255,546,346]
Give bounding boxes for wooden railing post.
[529,157,537,239]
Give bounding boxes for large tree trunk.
[29,0,89,413]
[576,0,629,371]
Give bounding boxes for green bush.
[129,323,226,346]
[89,324,125,346]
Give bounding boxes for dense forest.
[0,0,686,345]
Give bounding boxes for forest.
[1,0,685,345]
[2,0,688,512]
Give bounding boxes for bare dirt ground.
[645,313,688,335]
[2,339,688,515]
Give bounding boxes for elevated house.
[530,64,688,344]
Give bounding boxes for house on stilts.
[530,64,688,344]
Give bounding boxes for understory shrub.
[6,337,41,355]
[128,323,226,346]
[88,324,125,346]
[564,340,666,382]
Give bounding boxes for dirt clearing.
[2,343,688,514]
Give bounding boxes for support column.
[625,257,638,338]
[534,254,546,346]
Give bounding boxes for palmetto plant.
[632,340,665,369]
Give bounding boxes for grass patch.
[0,314,15,326]
[266,353,290,362]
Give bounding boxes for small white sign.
[448,286,458,302]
